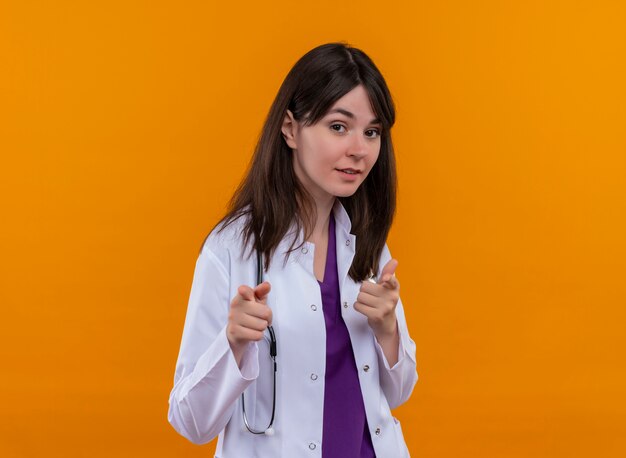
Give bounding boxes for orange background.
[1,1,625,457]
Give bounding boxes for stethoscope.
[241,250,277,435]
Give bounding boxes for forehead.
[325,85,380,123]
[329,85,373,111]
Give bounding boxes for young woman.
[168,42,418,457]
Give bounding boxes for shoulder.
[201,215,246,252]
[199,214,252,271]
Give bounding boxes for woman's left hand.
[353,259,400,339]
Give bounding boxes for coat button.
[310,373,318,381]
[310,304,317,311]
[345,239,351,246]
[363,365,370,372]
[309,442,316,450]
[375,427,381,436]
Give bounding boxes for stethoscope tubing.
[241,249,277,435]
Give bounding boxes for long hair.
[213,42,397,282]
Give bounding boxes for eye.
[330,123,346,133]
[365,128,381,139]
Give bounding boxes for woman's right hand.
[226,281,272,366]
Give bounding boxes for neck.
[308,197,335,243]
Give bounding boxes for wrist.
[373,319,400,367]
[227,334,251,368]
[372,317,398,341]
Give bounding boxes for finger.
[237,314,270,332]
[231,325,265,342]
[246,303,273,323]
[360,280,396,296]
[359,280,382,295]
[359,281,400,308]
[378,259,398,284]
[356,290,380,308]
[353,301,371,317]
[254,281,272,301]
[381,275,399,290]
[353,301,383,321]
[237,285,255,301]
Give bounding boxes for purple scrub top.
[318,213,376,458]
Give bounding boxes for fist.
[226,281,273,351]
[353,259,400,337]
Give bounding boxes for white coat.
[168,201,418,457]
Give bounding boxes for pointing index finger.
[379,259,398,280]
[254,281,272,302]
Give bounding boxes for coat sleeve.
[167,243,259,444]
[373,244,419,409]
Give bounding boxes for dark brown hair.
[213,42,397,282]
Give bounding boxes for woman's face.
[281,84,382,207]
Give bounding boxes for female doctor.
[168,42,418,457]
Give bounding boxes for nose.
[347,132,369,159]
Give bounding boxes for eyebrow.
[327,108,381,125]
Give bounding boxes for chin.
[332,187,361,198]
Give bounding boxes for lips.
[337,168,361,175]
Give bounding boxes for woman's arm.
[357,257,401,366]
[374,295,418,409]
[373,245,418,409]
[167,245,259,444]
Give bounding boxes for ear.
[281,109,298,150]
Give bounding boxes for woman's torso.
[212,204,410,457]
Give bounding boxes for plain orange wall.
[1,1,625,457]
